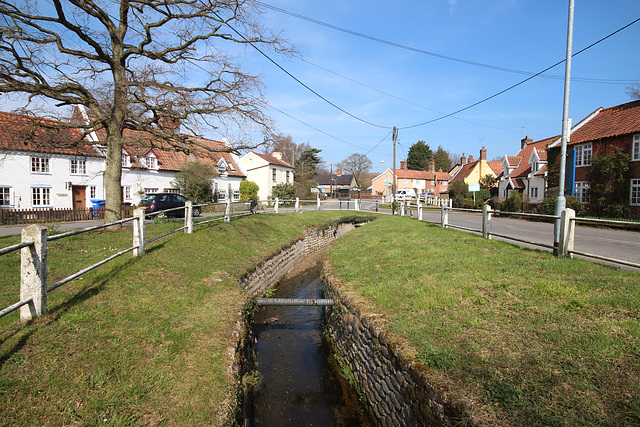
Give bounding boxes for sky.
[2,0,639,174]
[240,0,640,172]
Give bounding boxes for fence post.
[418,202,423,221]
[225,199,231,222]
[185,201,193,234]
[295,197,300,213]
[400,201,405,217]
[558,208,576,258]
[482,204,492,240]
[20,224,47,323]
[441,205,448,228]
[133,208,146,257]
[316,197,320,212]
[355,199,360,211]
[274,198,279,213]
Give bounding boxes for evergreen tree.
[407,141,432,170]
[295,148,322,184]
[586,148,631,218]
[433,146,452,171]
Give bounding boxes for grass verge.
[0,211,363,425]
[325,214,640,426]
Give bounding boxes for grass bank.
[0,211,362,425]
[325,215,640,426]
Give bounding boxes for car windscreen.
[140,195,156,203]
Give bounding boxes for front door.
[72,185,86,210]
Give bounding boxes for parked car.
[138,193,201,217]
[395,189,416,201]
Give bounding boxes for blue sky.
[244,0,640,172]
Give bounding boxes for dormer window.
[122,151,131,168]
[217,159,228,174]
[531,161,538,172]
[143,151,158,170]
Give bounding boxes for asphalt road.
[2,201,638,271]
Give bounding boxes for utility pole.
[554,0,575,253]
[330,163,333,199]
[392,126,397,214]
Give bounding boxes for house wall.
[241,152,294,200]
[0,150,104,209]
[371,170,393,196]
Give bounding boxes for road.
[2,200,638,271]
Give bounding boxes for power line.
[258,1,636,85]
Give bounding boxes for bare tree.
[626,82,640,100]
[338,153,371,189]
[261,133,310,166]
[0,0,295,222]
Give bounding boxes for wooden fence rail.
[0,206,135,225]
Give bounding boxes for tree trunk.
[104,132,123,224]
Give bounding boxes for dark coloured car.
[138,193,201,217]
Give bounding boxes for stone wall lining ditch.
[231,215,463,425]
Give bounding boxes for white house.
[239,151,295,200]
[0,108,246,211]
[498,136,555,203]
[0,111,105,210]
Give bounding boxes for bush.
[501,191,523,213]
[543,192,585,216]
[171,162,215,203]
[239,180,259,201]
[271,183,296,200]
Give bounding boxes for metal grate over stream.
[256,298,334,306]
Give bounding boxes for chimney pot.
[480,146,487,161]
[461,153,466,165]
[521,136,533,150]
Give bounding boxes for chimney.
[461,153,466,165]
[272,151,283,160]
[480,146,487,161]
[336,169,342,176]
[521,136,533,150]
[158,105,180,134]
[468,155,474,163]
[429,158,435,173]
[400,160,408,170]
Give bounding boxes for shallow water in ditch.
[249,259,373,427]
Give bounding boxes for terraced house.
[549,99,640,217]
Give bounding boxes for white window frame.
[0,186,10,206]
[272,168,277,182]
[122,154,131,168]
[233,190,240,201]
[575,181,590,204]
[143,156,158,170]
[31,186,51,207]
[31,156,50,173]
[631,179,640,206]
[633,134,639,161]
[286,171,290,183]
[70,159,87,175]
[123,186,131,199]
[530,187,538,198]
[90,186,96,199]
[575,143,592,167]
[144,188,158,194]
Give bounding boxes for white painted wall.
[0,150,104,209]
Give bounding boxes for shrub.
[501,191,523,213]
[239,180,259,201]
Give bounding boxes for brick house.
[549,99,640,217]
[371,159,451,198]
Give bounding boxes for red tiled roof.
[506,156,522,167]
[568,100,640,145]
[450,163,475,182]
[487,161,503,175]
[504,136,557,180]
[254,152,294,169]
[0,111,101,157]
[395,168,435,180]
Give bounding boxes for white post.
[482,204,492,240]
[559,208,576,258]
[295,197,300,213]
[355,199,360,211]
[224,199,231,222]
[441,205,448,228]
[417,202,423,221]
[400,201,405,216]
[185,201,193,234]
[133,208,146,257]
[274,197,279,213]
[316,197,321,211]
[20,224,47,323]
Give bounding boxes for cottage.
[239,151,295,200]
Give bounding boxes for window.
[575,143,592,167]
[403,178,408,184]
[123,186,131,199]
[631,179,640,206]
[31,187,51,206]
[143,156,158,170]
[0,187,10,206]
[530,187,538,198]
[217,160,227,174]
[531,161,538,172]
[233,190,240,200]
[286,171,290,183]
[633,134,639,161]
[218,190,227,201]
[90,186,96,199]
[272,168,277,182]
[144,188,158,194]
[163,188,180,194]
[122,154,131,168]
[575,181,590,204]
[31,157,49,173]
[70,159,86,175]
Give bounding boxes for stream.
[248,258,373,426]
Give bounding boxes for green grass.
[325,215,640,426]
[0,211,363,426]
